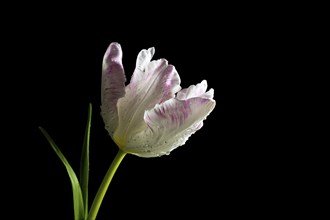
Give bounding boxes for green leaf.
[80,103,92,219]
[39,126,84,220]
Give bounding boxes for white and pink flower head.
[101,42,215,157]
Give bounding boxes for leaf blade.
[80,103,92,219]
[39,126,84,220]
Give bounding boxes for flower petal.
[136,47,155,72]
[124,97,215,157]
[177,80,214,100]
[101,42,126,137]
[114,49,181,144]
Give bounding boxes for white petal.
[136,47,155,72]
[124,97,215,157]
[113,49,181,145]
[177,80,214,100]
[101,42,126,137]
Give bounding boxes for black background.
[2,3,304,219]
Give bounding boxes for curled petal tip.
[136,47,156,71]
[104,42,122,63]
[148,47,155,56]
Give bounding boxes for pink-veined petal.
[101,42,126,137]
[113,49,181,145]
[124,97,215,157]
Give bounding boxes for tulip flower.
[40,42,216,220]
[87,42,216,219]
[101,42,216,157]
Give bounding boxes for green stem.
[87,149,126,220]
